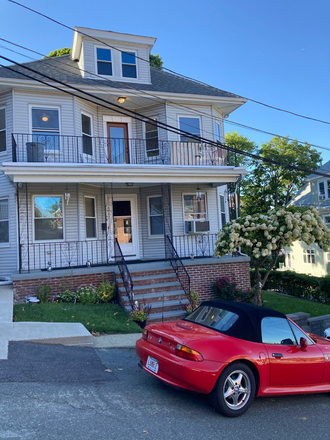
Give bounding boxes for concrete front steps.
[116,261,189,323]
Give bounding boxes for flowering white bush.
[214,206,330,305]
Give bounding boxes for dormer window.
[122,52,137,78]
[97,48,112,76]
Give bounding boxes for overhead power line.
[0,38,329,153]
[1,54,330,180]
[7,0,330,126]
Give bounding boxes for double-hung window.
[34,196,63,241]
[318,180,330,200]
[0,198,9,244]
[97,48,112,76]
[122,52,137,78]
[215,121,221,142]
[145,119,159,157]
[179,117,200,142]
[220,194,226,227]
[82,114,92,156]
[184,194,206,221]
[32,107,60,151]
[303,249,315,264]
[85,197,96,239]
[0,108,6,153]
[148,196,163,236]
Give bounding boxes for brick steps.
[116,261,188,323]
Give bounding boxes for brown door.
[107,122,129,164]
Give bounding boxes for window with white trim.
[0,198,9,243]
[145,119,159,157]
[122,52,137,78]
[148,196,163,236]
[0,108,6,152]
[96,48,112,76]
[85,197,96,239]
[303,249,315,264]
[179,117,200,142]
[32,107,60,151]
[318,180,330,201]
[215,121,221,142]
[220,194,226,227]
[323,215,330,227]
[183,194,206,220]
[34,196,63,241]
[82,113,92,155]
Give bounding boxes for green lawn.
[262,291,330,317]
[13,302,142,334]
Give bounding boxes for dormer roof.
[72,26,156,62]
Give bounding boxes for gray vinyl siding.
[82,38,151,84]
[165,103,215,142]
[171,183,219,236]
[0,91,17,276]
[140,185,165,260]
[13,90,75,136]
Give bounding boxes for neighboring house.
[0,27,250,318]
[286,161,330,277]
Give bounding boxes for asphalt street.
[0,342,329,440]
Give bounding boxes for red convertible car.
[136,299,330,417]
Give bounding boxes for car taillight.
[175,344,203,362]
[142,329,148,340]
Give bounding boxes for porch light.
[47,262,52,272]
[65,187,70,205]
[196,187,202,201]
[126,183,133,187]
[86,260,91,268]
[118,96,126,104]
[42,113,49,122]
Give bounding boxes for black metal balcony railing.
[12,134,227,166]
[173,233,218,258]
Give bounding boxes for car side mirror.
[300,337,308,350]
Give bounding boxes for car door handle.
[272,353,283,358]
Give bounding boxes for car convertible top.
[183,299,287,343]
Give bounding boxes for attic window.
[122,52,137,78]
[97,48,112,76]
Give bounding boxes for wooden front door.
[107,122,129,164]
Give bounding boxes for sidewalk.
[0,285,141,360]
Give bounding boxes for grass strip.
[262,291,330,317]
[13,302,142,334]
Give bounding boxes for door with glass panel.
[107,123,129,164]
[107,196,138,258]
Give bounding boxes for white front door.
[107,195,138,259]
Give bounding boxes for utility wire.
[0,38,329,153]
[1,54,330,179]
[7,0,330,126]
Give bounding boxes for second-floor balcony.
[11,134,227,167]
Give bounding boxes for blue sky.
[1,0,330,163]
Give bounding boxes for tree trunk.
[253,267,263,306]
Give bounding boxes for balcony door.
[107,122,129,164]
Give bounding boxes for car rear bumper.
[136,337,224,394]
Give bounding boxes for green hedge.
[250,269,330,304]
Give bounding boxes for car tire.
[209,362,256,417]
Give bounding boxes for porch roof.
[1,162,247,185]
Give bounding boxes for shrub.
[186,290,199,314]
[96,275,116,303]
[212,276,253,303]
[57,290,77,303]
[77,285,98,304]
[36,282,51,303]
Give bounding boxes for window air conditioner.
[185,220,210,233]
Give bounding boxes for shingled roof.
[0,55,242,99]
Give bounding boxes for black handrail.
[114,238,134,310]
[165,235,191,301]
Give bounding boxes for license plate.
[146,356,159,374]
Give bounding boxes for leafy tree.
[225,131,257,168]
[44,48,71,58]
[240,136,322,215]
[149,53,163,70]
[214,206,330,306]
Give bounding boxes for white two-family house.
[0,27,250,316]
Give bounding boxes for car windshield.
[185,305,239,332]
